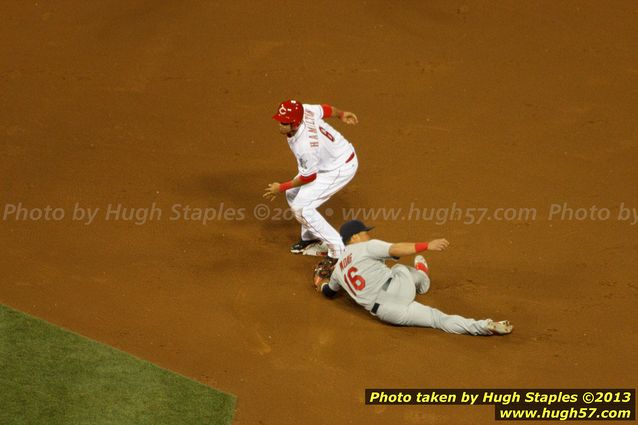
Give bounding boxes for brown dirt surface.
[1,1,637,424]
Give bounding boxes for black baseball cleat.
[290,239,321,254]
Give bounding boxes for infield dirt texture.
[1,1,637,424]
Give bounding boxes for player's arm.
[263,174,316,201]
[318,274,341,298]
[263,153,318,201]
[313,259,341,297]
[321,104,358,125]
[388,239,450,257]
[287,174,316,189]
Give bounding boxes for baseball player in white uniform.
[264,99,358,261]
[315,220,513,336]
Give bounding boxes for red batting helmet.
[272,99,304,125]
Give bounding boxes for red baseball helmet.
[272,99,304,125]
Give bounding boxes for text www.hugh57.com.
[337,202,537,225]
[497,406,632,421]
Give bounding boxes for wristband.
[415,242,429,252]
[321,104,333,118]
[321,282,338,298]
[279,181,293,192]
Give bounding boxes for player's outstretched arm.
[322,104,358,125]
[388,239,449,257]
[333,107,358,125]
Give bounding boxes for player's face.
[358,231,371,241]
[278,122,291,134]
[278,122,298,137]
[351,232,371,243]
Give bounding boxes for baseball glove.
[313,258,336,291]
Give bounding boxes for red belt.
[345,152,355,164]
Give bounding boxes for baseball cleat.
[487,320,513,335]
[290,239,321,254]
[301,241,330,257]
[414,255,429,275]
[414,255,430,294]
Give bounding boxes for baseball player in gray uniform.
[314,220,513,336]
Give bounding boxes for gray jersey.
[328,239,393,310]
[325,239,501,336]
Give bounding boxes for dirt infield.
[1,1,637,424]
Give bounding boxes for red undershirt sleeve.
[298,173,317,183]
[279,181,293,192]
[321,104,333,118]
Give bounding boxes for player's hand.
[313,277,328,292]
[263,183,280,202]
[428,238,450,251]
[340,111,358,125]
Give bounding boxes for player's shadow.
[267,186,361,245]
[170,170,367,266]
[173,170,271,207]
[331,295,375,320]
[196,171,362,241]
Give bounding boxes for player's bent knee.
[291,206,317,222]
[285,192,297,206]
[305,206,321,219]
[290,206,305,222]
[420,281,430,294]
[377,305,411,326]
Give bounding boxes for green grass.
[0,304,235,425]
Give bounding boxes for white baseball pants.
[285,156,358,258]
[375,264,492,335]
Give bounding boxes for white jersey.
[287,104,355,177]
[328,239,393,311]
